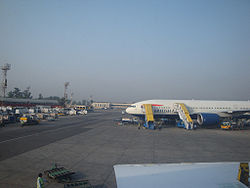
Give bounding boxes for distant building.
[91,102,131,109]
[92,102,111,109]
[111,103,132,109]
[0,97,59,107]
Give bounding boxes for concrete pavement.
[0,110,250,188]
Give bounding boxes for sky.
[0,0,250,103]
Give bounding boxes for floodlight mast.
[1,63,11,97]
[64,82,70,107]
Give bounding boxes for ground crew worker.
[37,173,45,188]
[0,115,5,127]
[137,120,143,129]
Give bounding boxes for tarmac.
[0,109,250,188]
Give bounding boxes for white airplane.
[126,99,250,126]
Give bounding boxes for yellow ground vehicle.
[20,115,40,126]
[58,112,66,116]
[221,121,232,130]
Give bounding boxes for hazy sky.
[0,0,250,103]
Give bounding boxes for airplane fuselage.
[126,99,250,118]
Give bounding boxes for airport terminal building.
[92,102,111,109]
[92,102,131,109]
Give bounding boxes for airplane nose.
[125,107,130,114]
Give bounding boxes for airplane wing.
[114,162,248,188]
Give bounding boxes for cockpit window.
[130,105,136,108]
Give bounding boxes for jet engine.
[197,113,220,126]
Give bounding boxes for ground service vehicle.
[20,115,40,126]
[221,121,231,130]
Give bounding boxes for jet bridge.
[175,103,194,130]
[143,104,155,129]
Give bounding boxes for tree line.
[7,87,92,106]
[7,87,66,106]
[7,87,32,99]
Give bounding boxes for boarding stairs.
[143,104,155,129]
[175,103,193,130]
